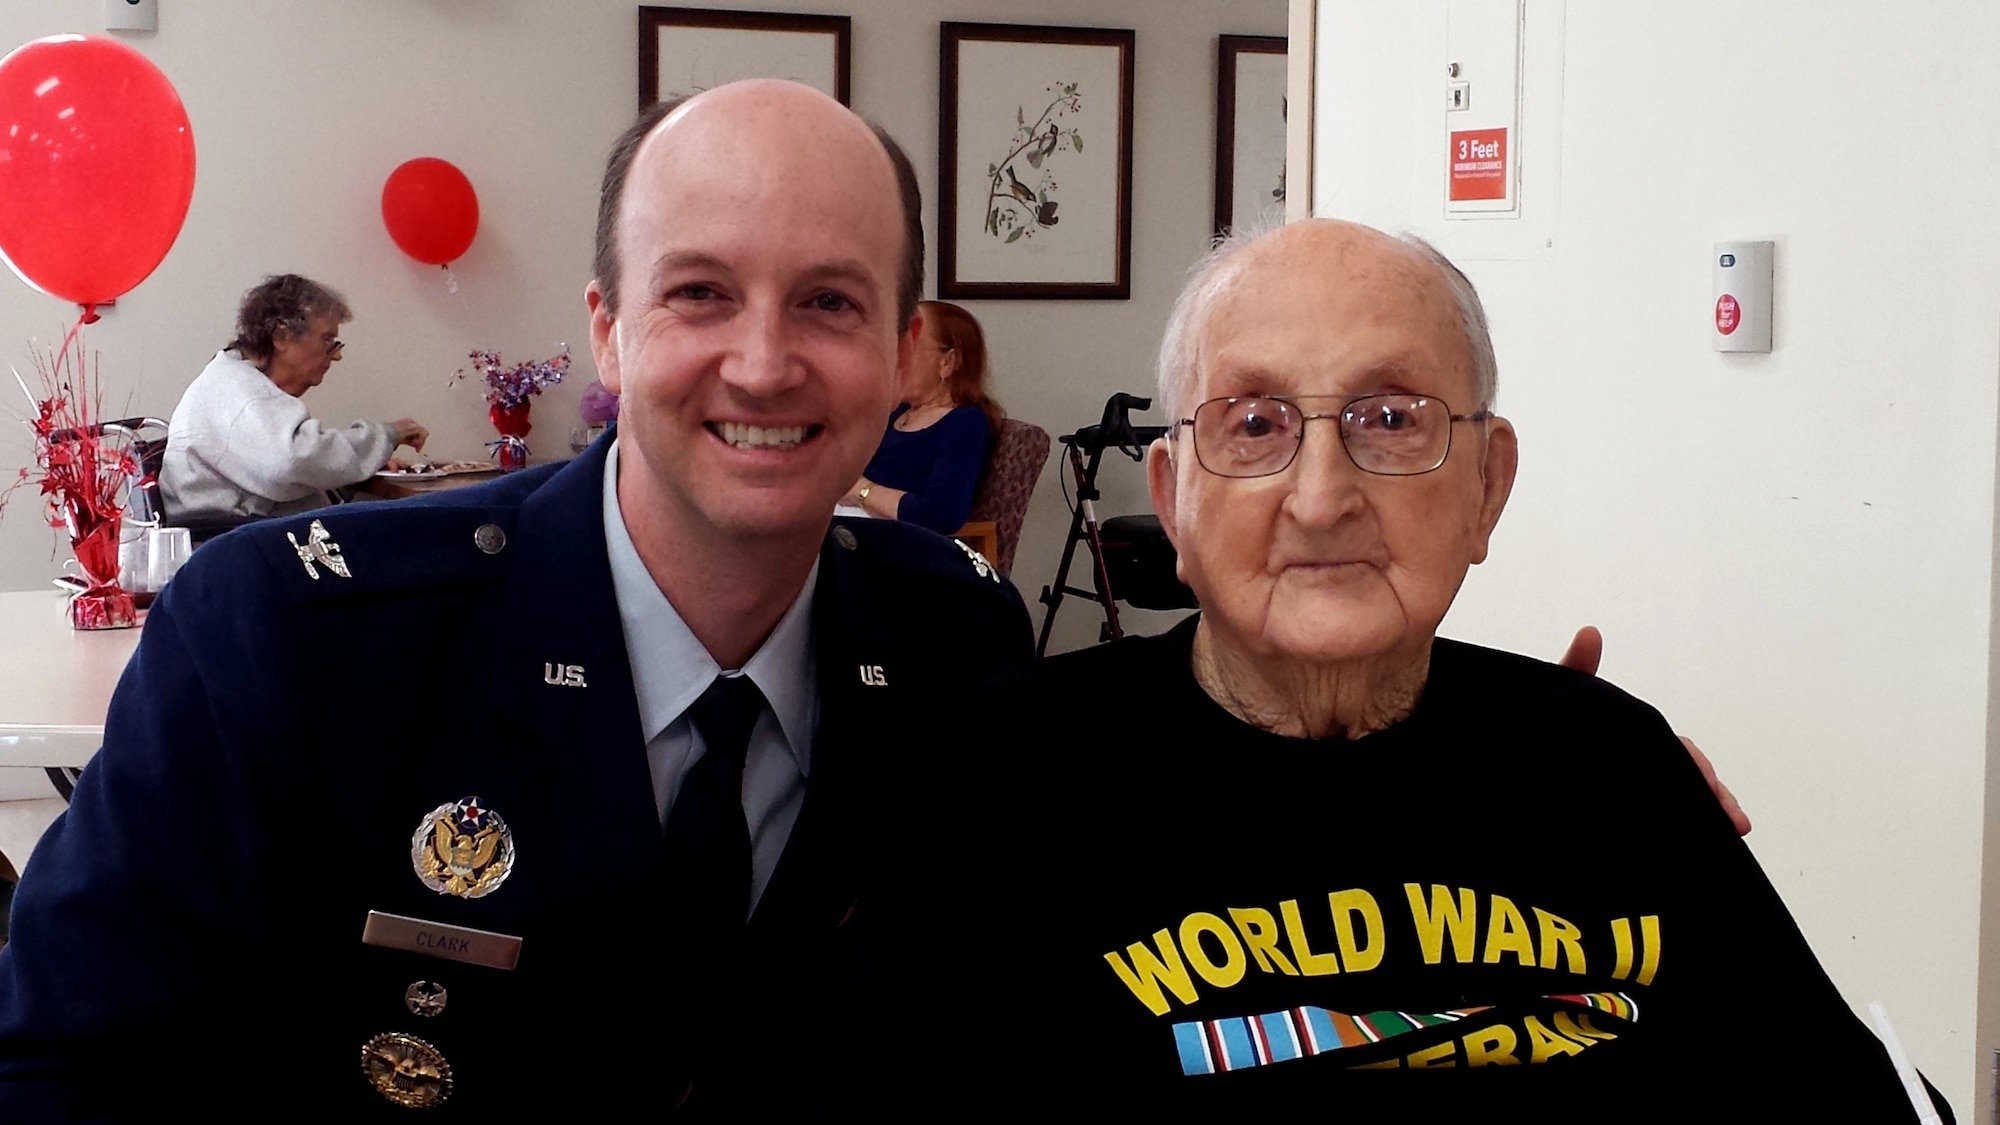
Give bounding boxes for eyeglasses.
[1174,393,1490,478]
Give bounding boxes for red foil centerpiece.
[3,333,141,629]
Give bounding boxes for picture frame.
[638,6,851,109]
[1215,34,1289,239]
[939,22,1135,300]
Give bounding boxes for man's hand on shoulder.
[1558,625,1753,837]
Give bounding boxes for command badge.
[412,796,515,899]
[360,1031,453,1108]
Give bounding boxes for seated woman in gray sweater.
[160,274,428,525]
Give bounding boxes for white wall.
[1314,1,2000,1114]
[0,0,1285,661]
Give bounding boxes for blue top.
[863,403,991,534]
[0,431,1036,1116]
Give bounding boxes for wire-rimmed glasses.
[1175,393,1490,478]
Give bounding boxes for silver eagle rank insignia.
[287,519,351,580]
[953,537,999,583]
[411,796,515,898]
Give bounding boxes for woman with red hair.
[840,300,1004,534]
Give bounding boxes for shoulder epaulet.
[216,497,522,601]
[830,515,1010,594]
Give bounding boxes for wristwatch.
[857,482,873,506]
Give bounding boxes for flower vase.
[490,402,532,472]
[65,505,137,630]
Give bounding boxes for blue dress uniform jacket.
[0,434,1032,1119]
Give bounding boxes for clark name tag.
[361,910,523,971]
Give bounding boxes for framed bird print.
[1214,35,1288,239]
[938,22,1134,300]
[638,6,851,109]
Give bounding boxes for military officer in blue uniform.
[0,82,1029,1117]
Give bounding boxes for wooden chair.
[954,418,1051,577]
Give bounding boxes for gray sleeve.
[218,395,399,494]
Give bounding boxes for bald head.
[1158,219,1496,421]
[593,81,925,324]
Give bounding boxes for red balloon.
[381,157,478,266]
[0,35,196,308]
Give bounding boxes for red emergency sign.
[1448,128,1508,202]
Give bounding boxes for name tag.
[361,909,523,971]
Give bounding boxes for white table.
[0,589,141,874]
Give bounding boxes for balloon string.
[58,305,97,358]
[442,264,473,320]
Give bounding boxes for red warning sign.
[1715,294,1740,335]
[1448,128,1508,202]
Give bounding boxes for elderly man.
[945,220,1938,1119]
[0,83,1027,1117]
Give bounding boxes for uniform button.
[473,524,507,554]
[832,527,858,550]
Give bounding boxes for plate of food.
[375,459,495,481]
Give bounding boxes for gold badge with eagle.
[360,1031,453,1107]
[411,796,515,898]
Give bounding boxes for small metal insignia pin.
[952,538,998,583]
[411,796,515,899]
[287,519,351,580]
[833,526,858,550]
[472,523,506,554]
[360,1031,453,1108]
[404,980,448,1017]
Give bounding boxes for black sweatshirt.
[926,616,1939,1121]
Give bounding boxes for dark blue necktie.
[662,673,765,927]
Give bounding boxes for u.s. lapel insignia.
[360,1031,453,1107]
[953,538,999,583]
[411,796,515,898]
[287,519,351,580]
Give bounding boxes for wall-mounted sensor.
[1713,240,1773,353]
[105,0,157,33]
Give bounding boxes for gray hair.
[228,274,352,360]
[1155,221,1498,421]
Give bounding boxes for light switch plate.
[105,0,157,33]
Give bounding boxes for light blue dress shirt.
[601,440,818,910]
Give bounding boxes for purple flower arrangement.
[453,344,570,412]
